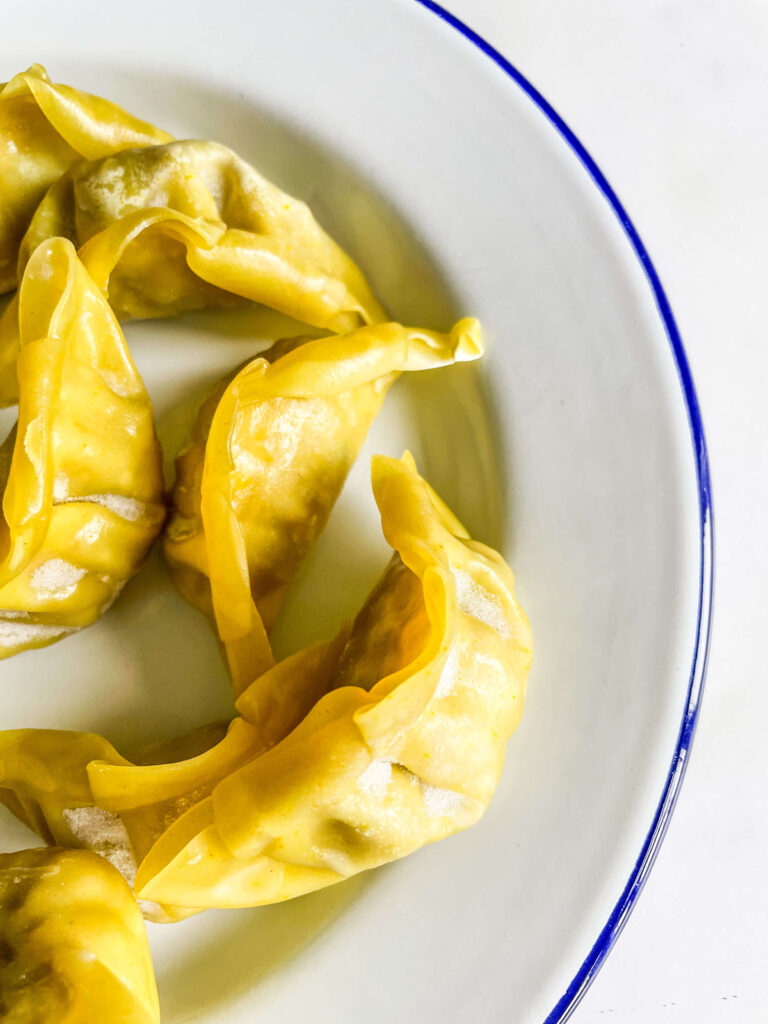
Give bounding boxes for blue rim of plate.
[413,2,714,1021]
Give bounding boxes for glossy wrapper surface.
[0,238,165,659]
[0,847,159,1023]
[165,318,484,693]
[0,455,532,914]
[0,139,387,404]
[0,638,349,923]
[0,63,171,295]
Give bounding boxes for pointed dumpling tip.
[24,63,51,80]
[399,450,418,473]
[370,450,418,497]
[450,317,484,362]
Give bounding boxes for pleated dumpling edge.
[136,452,532,909]
[0,62,171,295]
[164,317,485,695]
[0,237,165,659]
[0,138,388,406]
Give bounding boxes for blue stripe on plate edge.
[412,2,714,1021]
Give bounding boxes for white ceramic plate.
[0,2,712,1021]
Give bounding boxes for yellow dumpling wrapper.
[0,635,347,922]
[0,63,171,295]
[0,725,223,924]
[136,452,533,909]
[0,238,165,658]
[164,319,483,693]
[0,847,159,1023]
[0,455,531,915]
[0,139,386,404]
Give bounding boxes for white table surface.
[445,1,767,1021]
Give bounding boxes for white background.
[445,1,767,1021]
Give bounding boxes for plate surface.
[0,2,711,1022]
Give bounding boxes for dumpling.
[0,847,159,1023]
[164,319,483,693]
[0,238,165,659]
[139,452,533,908]
[0,139,386,405]
[0,452,532,906]
[33,140,385,326]
[0,635,346,922]
[0,725,245,924]
[0,63,171,294]
[0,454,531,913]
[137,453,532,908]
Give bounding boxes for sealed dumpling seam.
[0,62,171,295]
[0,237,165,659]
[131,453,532,909]
[164,318,484,695]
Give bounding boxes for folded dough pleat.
[0,633,347,922]
[0,63,171,295]
[0,455,531,915]
[0,238,165,658]
[164,319,483,694]
[0,847,159,1023]
[0,139,386,404]
[138,452,532,909]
